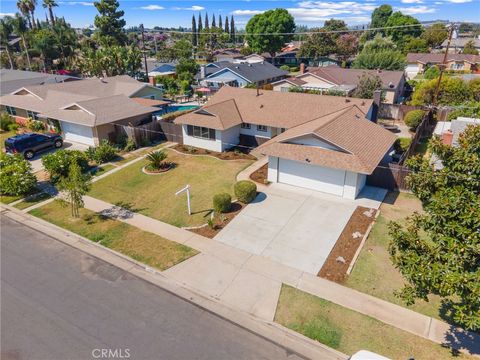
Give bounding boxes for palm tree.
[25,0,37,29]
[42,0,57,26]
[17,0,32,28]
[146,150,168,170]
[0,17,15,69]
[12,14,32,69]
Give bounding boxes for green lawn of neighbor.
[88,149,253,227]
[30,200,198,271]
[345,192,444,320]
[275,285,473,360]
[0,194,23,204]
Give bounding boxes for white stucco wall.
[267,156,279,182]
[181,125,223,152]
[239,124,273,138]
[221,125,241,151]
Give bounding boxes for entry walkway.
[77,195,480,357]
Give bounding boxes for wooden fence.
[114,119,183,146]
[399,110,434,164]
[366,163,411,191]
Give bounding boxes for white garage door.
[61,121,95,146]
[278,158,346,196]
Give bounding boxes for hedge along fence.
[399,110,434,165]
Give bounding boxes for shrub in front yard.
[86,140,117,164]
[0,112,14,131]
[0,153,37,195]
[146,149,168,171]
[394,137,412,153]
[42,149,89,182]
[213,193,231,213]
[404,110,425,130]
[234,180,257,203]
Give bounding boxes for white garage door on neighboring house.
[60,121,95,146]
[278,158,346,196]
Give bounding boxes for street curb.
[1,204,348,360]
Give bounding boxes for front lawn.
[0,130,16,149]
[30,200,198,270]
[345,192,444,320]
[88,149,253,227]
[275,285,473,359]
[14,192,52,210]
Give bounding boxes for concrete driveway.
[29,141,89,172]
[215,183,386,274]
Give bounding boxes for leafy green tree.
[12,14,32,69]
[199,27,229,57]
[370,4,393,36]
[0,153,37,196]
[421,23,448,48]
[0,17,15,69]
[336,34,359,63]
[42,0,57,26]
[389,125,480,331]
[298,19,348,60]
[447,100,480,120]
[468,78,480,101]
[353,73,383,99]
[218,15,222,30]
[52,18,78,67]
[403,37,428,54]
[230,15,235,43]
[224,16,228,36]
[463,40,479,55]
[58,161,91,218]
[94,0,127,46]
[31,28,58,71]
[423,65,440,79]
[198,12,203,34]
[353,35,405,70]
[205,13,209,29]
[191,15,197,47]
[17,0,33,28]
[245,9,295,57]
[410,77,471,106]
[78,44,141,77]
[384,12,423,50]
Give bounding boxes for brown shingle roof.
[175,87,372,130]
[406,53,480,64]
[258,106,396,174]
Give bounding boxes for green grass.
[90,164,116,176]
[275,285,474,359]
[0,130,16,150]
[345,192,444,320]
[30,200,198,271]
[414,138,431,158]
[88,149,253,227]
[14,192,52,210]
[0,194,23,204]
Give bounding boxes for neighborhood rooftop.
[406,53,480,64]
[198,61,289,83]
[175,86,373,130]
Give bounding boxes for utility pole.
[140,24,148,80]
[432,23,456,107]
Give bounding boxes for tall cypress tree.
[212,14,216,28]
[191,14,197,46]
[198,12,202,33]
[205,13,209,29]
[219,15,222,30]
[94,0,127,46]
[224,16,229,36]
[230,15,235,43]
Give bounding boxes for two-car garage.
[267,156,366,200]
[60,121,95,146]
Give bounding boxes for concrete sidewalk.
[80,195,480,357]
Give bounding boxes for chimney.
[370,90,382,123]
[300,63,305,74]
[200,65,206,79]
[148,76,156,86]
[442,130,453,146]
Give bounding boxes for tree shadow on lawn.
[97,201,147,220]
[443,325,480,357]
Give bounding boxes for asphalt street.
[1,215,304,360]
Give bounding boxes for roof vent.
[361,101,365,106]
[377,69,382,73]
[345,98,351,103]
[389,81,394,88]
[305,158,311,163]
[260,104,264,108]
[235,66,239,69]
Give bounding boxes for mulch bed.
[249,164,269,185]
[188,202,245,238]
[172,144,256,161]
[318,206,377,283]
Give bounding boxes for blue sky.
[0,0,478,29]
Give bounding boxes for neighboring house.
[149,63,177,78]
[0,69,80,96]
[272,66,405,104]
[214,49,244,63]
[434,117,480,146]
[441,37,480,53]
[175,87,394,199]
[0,75,164,146]
[405,53,480,79]
[239,53,266,64]
[197,61,288,89]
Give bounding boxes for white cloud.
[0,12,15,17]
[59,1,94,6]
[401,0,423,3]
[172,5,205,11]
[395,5,436,14]
[285,1,376,22]
[232,10,265,15]
[445,0,472,3]
[140,5,165,10]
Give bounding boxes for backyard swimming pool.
[163,105,199,113]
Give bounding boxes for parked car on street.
[4,133,63,159]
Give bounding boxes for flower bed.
[172,144,256,161]
[188,202,245,238]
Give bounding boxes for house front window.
[451,62,464,70]
[27,110,39,120]
[6,106,16,116]
[257,125,268,132]
[241,123,251,129]
[187,125,216,140]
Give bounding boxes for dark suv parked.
[4,133,63,159]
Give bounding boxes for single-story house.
[148,63,177,78]
[214,49,244,63]
[272,66,405,104]
[405,53,480,79]
[197,61,288,89]
[441,37,480,53]
[0,69,80,96]
[175,87,394,199]
[0,75,164,146]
